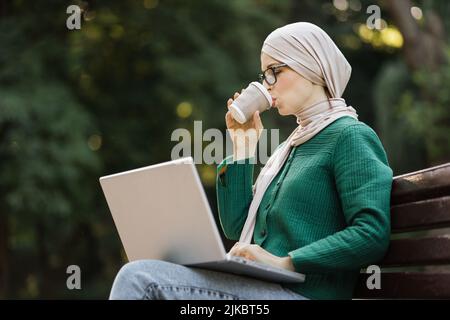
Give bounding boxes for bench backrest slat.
[391,196,450,232]
[354,162,450,299]
[381,236,450,267]
[391,163,450,205]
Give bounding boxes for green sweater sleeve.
[288,124,393,274]
[216,156,255,240]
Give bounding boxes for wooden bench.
[354,162,450,299]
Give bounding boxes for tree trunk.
[0,0,6,18]
[0,212,9,299]
[0,121,12,298]
[383,0,446,71]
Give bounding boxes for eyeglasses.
[258,63,288,86]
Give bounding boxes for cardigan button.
[260,229,266,237]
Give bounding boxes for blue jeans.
[109,259,309,300]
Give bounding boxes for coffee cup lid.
[250,81,272,108]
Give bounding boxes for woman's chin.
[276,105,286,115]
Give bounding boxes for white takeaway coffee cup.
[229,81,272,124]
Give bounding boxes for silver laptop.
[99,156,305,284]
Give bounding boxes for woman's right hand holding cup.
[226,91,264,161]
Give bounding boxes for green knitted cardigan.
[216,116,393,300]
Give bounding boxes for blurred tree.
[0,0,290,298]
[0,20,100,298]
[382,0,450,166]
[385,0,446,71]
[289,0,450,172]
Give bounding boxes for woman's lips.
[272,97,277,107]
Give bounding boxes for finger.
[228,242,240,256]
[234,242,245,250]
[244,253,256,261]
[253,111,262,129]
[227,98,233,107]
[226,112,235,124]
[232,248,246,258]
[233,92,240,99]
[229,242,247,256]
[234,247,256,261]
[229,247,240,257]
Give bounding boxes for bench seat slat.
[354,272,450,299]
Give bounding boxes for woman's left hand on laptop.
[228,242,295,272]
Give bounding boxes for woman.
[109,22,392,300]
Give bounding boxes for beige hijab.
[239,22,359,244]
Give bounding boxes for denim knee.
[110,260,164,299]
